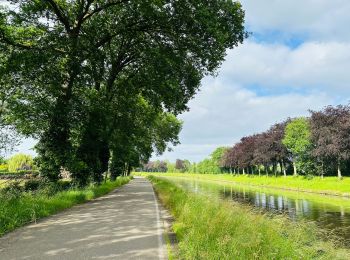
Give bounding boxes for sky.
[13,0,350,161]
[152,0,350,162]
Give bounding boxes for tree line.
[0,0,246,185]
[142,105,350,179]
[139,147,227,174]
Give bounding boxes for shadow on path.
[0,177,166,260]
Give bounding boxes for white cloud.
[241,0,350,41]
[222,40,350,94]
[155,79,332,162]
[12,0,350,163]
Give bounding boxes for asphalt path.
[0,177,167,260]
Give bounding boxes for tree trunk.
[124,163,128,177]
[104,171,108,183]
[293,161,297,176]
[36,93,72,182]
[279,161,283,175]
[281,159,286,177]
[265,164,269,177]
[321,160,324,179]
[127,164,132,176]
[273,163,277,177]
[337,158,342,179]
[242,168,245,175]
[258,166,261,177]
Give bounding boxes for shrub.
[0,164,8,172]
[1,181,24,199]
[0,170,39,178]
[24,179,42,192]
[8,154,35,172]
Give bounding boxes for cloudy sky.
[153,0,350,162]
[15,0,350,162]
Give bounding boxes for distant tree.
[265,122,290,177]
[282,118,312,176]
[252,133,271,176]
[175,159,186,172]
[158,161,168,173]
[310,105,350,179]
[211,147,230,167]
[188,162,197,173]
[236,136,256,174]
[8,153,34,172]
[196,147,229,174]
[197,158,213,174]
[222,147,237,173]
[166,162,176,173]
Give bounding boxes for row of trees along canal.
[141,105,350,179]
[0,1,247,185]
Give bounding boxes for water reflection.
[164,177,350,243]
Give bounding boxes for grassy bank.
[139,172,350,197]
[0,177,131,236]
[149,175,350,259]
[0,180,11,188]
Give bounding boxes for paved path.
[0,177,167,260]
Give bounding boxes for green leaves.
[283,117,312,156]
[1,0,246,182]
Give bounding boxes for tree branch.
[46,0,71,33]
[81,0,129,24]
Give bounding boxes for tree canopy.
[282,117,311,176]
[145,105,350,179]
[0,0,247,184]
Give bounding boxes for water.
[162,176,350,243]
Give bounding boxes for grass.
[0,179,25,190]
[138,172,350,197]
[0,180,9,188]
[149,175,350,260]
[0,170,39,176]
[0,177,131,236]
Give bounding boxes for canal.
[162,176,350,244]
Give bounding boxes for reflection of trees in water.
[167,178,350,243]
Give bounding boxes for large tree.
[1,1,247,182]
[310,105,350,179]
[264,122,290,177]
[252,133,270,176]
[282,117,312,176]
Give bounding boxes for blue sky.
[152,0,350,162]
[14,0,350,162]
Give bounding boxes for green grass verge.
[149,175,350,260]
[0,177,131,236]
[0,180,10,188]
[137,172,350,197]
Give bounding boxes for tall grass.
[140,172,350,196]
[149,176,350,259]
[0,177,131,236]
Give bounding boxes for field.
[138,172,350,197]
